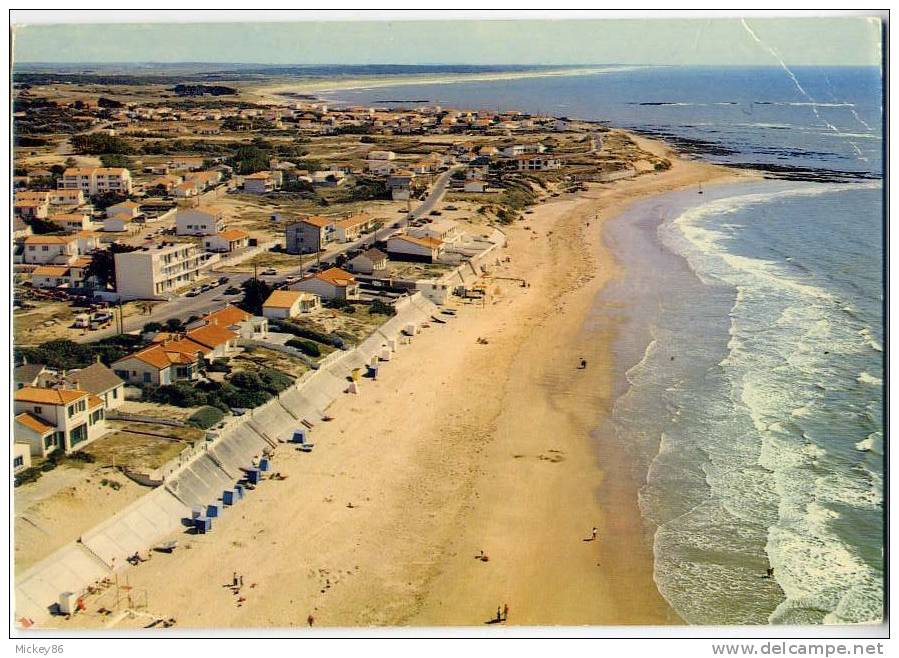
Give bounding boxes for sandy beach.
[245,66,643,104]
[57,135,756,630]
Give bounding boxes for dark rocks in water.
[172,84,238,97]
[725,162,881,183]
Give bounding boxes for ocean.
[320,66,884,625]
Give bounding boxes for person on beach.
[579,359,587,369]
[496,606,502,623]
[592,527,598,541]
[307,614,315,627]
[503,604,509,622]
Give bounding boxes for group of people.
[494,603,510,623]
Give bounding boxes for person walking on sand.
[307,614,315,627]
[592,527,598,541]
[503,603,509,622]
[496,606,502,623]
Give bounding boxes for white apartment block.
[57,167,132,195]
[115,242,216,300]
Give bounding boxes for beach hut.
[234,484,246,499]
[368,365,379,380]
[380,347,391,362]
[291,429,308,444]
[347,381,360,394]
[246,468,261,485]
[259,457,270,472]
[223,489,237,506]
[191,506,204,519]
[351,368,364,381]
[193,516,211,534]
[403,323,417,336]
[207,503,221,518]
[387,338,397,352]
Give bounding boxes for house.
[174,180,199,198]
[463,180,488,193]
[366,159,395,176]
[387,172,414,201]
[185,324,240,359]
[175,208,225,236]
[149,174,183,194]
[13,442,31,474]
[49,213,93,233]
[13,217,33,240]
[64,361,125,411]
[14,363,48,390]
[386,234,444,262]
[16,189,87,206]
[348,248,388,275]
[204,229,250,253]
[102,216,132,232]
[114,242,215,300]
[291,267,359,301]
[311,170,346,186]
[501,143,546,157]
[22,235,80,265]
[334,212,378,242]
[187,170,222,191]
[408,219,461,244]
[516,154,562,171]
[198,304,269,340]
[29,263,94,290]
[111,341,201,385]
[262,290,321,319]
[14,199,50,220]
[285,216,336,254]
[168,156,206,171]
[106,200,142,222]
[243,171,276,194]
[14,386,107,457]
[57,167,132,195]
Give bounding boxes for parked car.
[224,286,241,295]
[444,205,458,211]
[262,268,277,276]
[218,276,229,284]
[429,210,442,216]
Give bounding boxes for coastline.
[244,65,647,104]
[53,135,759,629]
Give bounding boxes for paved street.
[77,165,462,342]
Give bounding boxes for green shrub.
[14,467,42,487]
[369,299,396,316]
[187,406,225,429]
[206,358,232,373]
[286,338,321,357]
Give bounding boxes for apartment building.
[57,167,132,195]
[285,216,337,254]
[114,242,215,300]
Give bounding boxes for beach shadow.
[484,618,504,625]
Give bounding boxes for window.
[69,424,87,447]
[14,456,24,468]
[34,406,42,415]
[112,388,118,399]
[143,372,152,383]
[42,246,49,252]
[44,434,54,449]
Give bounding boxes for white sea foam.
[857,372,882,386]
[858,327,883,352]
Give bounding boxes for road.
[78,165,462,342]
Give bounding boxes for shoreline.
[47,135,759,630]
[245,65,647,104]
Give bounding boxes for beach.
[60,136,755,629]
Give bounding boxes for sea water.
[321,66,884,625]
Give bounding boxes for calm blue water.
[323,67,884,625]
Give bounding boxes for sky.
[12,17,883,67]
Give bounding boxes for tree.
[142,322,163,333]
[99,153,131,168]
[239,278,272,316]
[26,217,66,235]
[71,132,134,155]
[90,191,129,210]
[85,242,139,289]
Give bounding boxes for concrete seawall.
[15,293,441,626]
